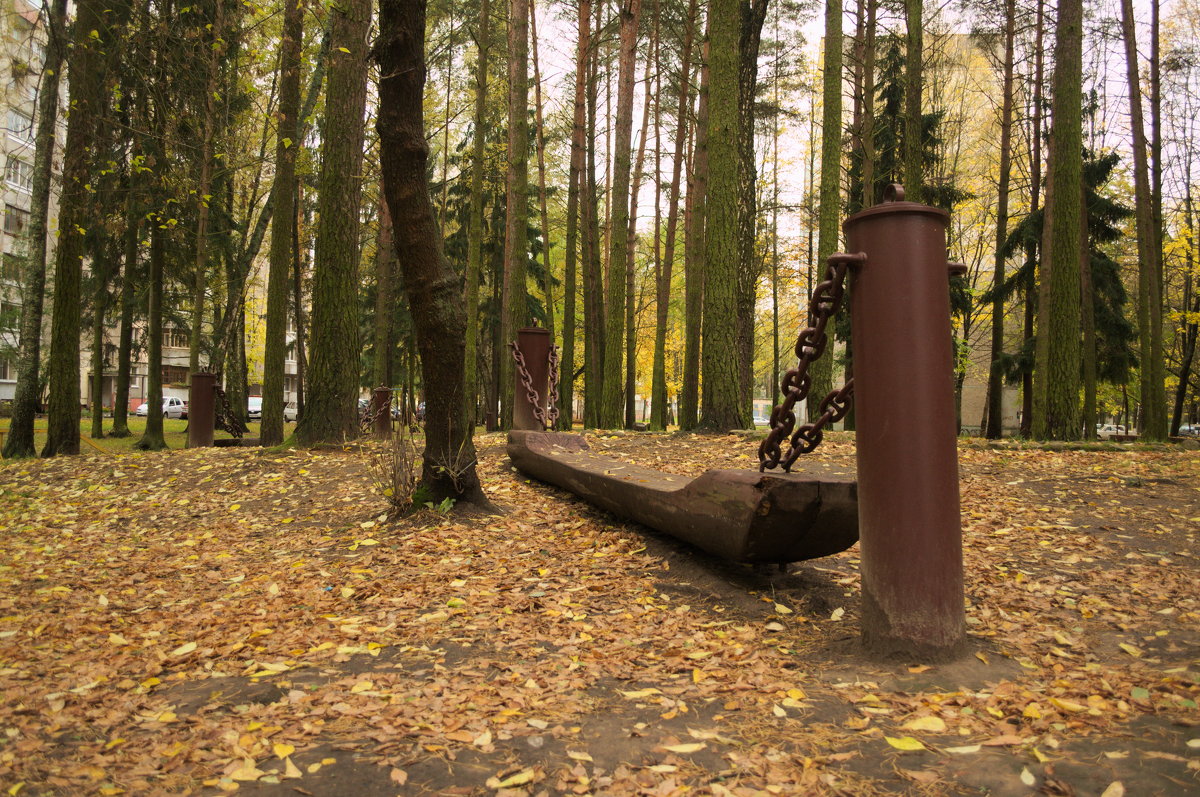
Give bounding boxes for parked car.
[1096,423,1133,440]
[1177,424,1199,437]
[246,397,298,422]
[135,397,188,419]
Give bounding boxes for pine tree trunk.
[624,33,654,428]
[984,0,1015,440]
[680,38,708,431]
[1120,0,1166,440]
[902,0,922,202]
[373,196,397,388]
[582,3,604,428]
[464,0,490,425]
[1170,182,1195,436]
[1032,0,1083,440]
[262,0,302,446]
[599,0,642,429]
[807,0,843,422]
[136,228,168,451]
[1080,183,1096,437]
[734,0,769,428]
[559,0,587,430]
[652,0,696,431]
[3,0,65,458]
[530,0,555,345]
[1021,0,1045,438]
[42,0,111,457]
[376,0,485,504]
[861,0,876,204]
[295,0,371,445]
[500,0,531,428]
[110,176,139,439]
[700,0,742,431]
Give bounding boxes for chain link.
[759,252,865,472]
[509,341,560,430]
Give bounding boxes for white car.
[1096,423,1133,440]
[247,397,298,422]
[135,397,188,419]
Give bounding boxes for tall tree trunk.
[1120,0,1166,440]
[373,196,397,388]
[861,0,876,204]
[377,0,485,503]
[500,0,531,428]
[42,0,112,457]
[1080,183,1096,437]
[652,0,697,431]
[110,172,140,439]
[1020,0,1044,438]
[559,0,588,429]
[464,0,490,424]
[530,0,555,345]
[807,0,843,422]
[3,0,66,458]
[292,189,307,417]
[624,31,654,428]
[136,228,168,450]
[599,0,642,429]
[734,0,769,428]
[583,1,604,428]
[188,0,225,378]
[680,38,708,431]
[1032,0,1083,440]
[984,0,1015,440]
[699,0,743,431]
[903,0,922,202]
[262,0,302,446]
[1170,181,1195,436]
[295,0,371,445]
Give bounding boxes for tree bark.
[530,0,555,345]
[984,0,1015,439]
[559,0,588,430]
[42,0,112,457]
[652,0,697,431]
[599,0,642,429]
[680,38,708,431]
[807,0,844,422]
[625,29,654,428]
[3,0,65,458]
[1020,0,1044,438]
[135,228,168,451]
[500,0,531,428]
[373,195,397,388]
[903,0,922,202]
[582,1,604,428]
[110,168,140,439]
[1032,0,1083,440]
[261,0,302,446]
[295,0,371,445]
[464,0,490,424]
[1120,0,1166,440]
[377,0,485,504]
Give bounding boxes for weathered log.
[507,430,858,563]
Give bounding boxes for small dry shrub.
[365,423,421,518]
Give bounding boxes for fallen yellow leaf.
[901,716,946,732]
[885,736,926,752]
[273,743,295,759]
[662,742,706,754]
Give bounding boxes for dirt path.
[0,432,1196,795]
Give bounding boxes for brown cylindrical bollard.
[844,185,965,660]
[371,386,392,439]
[512,327,551,431]
[187,372,216,448]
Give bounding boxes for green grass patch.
[0,415,293,457]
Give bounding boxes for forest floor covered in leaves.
[1,430,1198,796]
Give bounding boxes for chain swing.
[758,251,865,473]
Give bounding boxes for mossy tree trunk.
[464,0,490,426]
[294,0,371,446]
[3,0,66,459]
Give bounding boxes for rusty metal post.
[844,184,965,660]
[512,327,551,431]
[187,372,216,448]
[371,386,392,439]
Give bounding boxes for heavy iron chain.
[510,341,561,430]
[213,385,248,438]
[759,251,865,472]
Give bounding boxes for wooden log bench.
[507,430,859,564]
